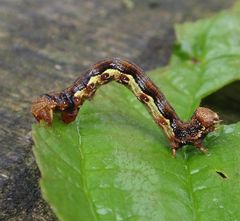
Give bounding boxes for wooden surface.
[0,0,237,220]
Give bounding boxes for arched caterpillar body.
[31,58,220,156]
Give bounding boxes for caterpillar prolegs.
[31,58,220,156]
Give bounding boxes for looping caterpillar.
[31,58,220,156]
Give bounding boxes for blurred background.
[0,0,238,220]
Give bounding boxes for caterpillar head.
[31,95,57,124]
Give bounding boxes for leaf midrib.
[75,119,99,221]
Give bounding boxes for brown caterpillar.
[31,58,220,156]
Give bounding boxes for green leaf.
[33,6,240,221]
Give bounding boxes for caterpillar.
[31,58,220,156]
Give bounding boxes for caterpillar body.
[31,58,220,156]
